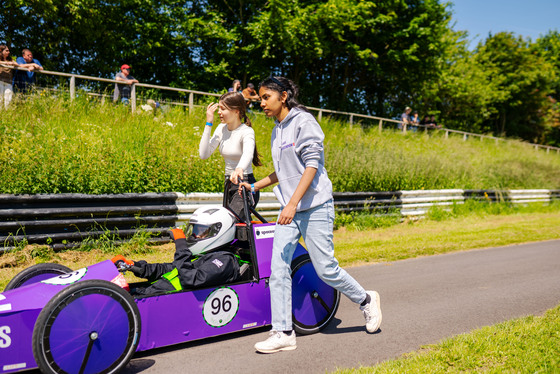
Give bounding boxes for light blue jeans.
[270,199,367,331]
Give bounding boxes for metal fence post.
[131,84,136,113]
[70,76,76,100]
[189,92,194,114]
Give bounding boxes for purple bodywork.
[0,222,307,373]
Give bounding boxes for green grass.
[334,201,560,265]
[1,94,560,193]
[334,304,560,373]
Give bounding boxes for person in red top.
[113,64,139,104]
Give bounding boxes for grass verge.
[334,304,560,373]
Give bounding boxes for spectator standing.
[420,114,431,127]
[199,91,262,218]
[240,76,382,354]
[242,83,260,102]
[410,110,419,132]
[0,45,19,109]
[228,79,242,93]
[399,106,412,131]
[113,64,138,104]
[242,82,260,110]
[429,114,441,129]
[13,48,43,92]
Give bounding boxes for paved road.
[123,240,560,374]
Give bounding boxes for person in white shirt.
[199,91,262,218]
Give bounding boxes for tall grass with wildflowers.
[1,95,560,194]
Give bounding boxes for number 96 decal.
[202,287,239,328]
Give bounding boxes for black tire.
[291,254,341,335]
[32,279,141,374]
[4,263,72,291]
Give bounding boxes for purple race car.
[0,190,340,374]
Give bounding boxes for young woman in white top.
[199,91,262,218]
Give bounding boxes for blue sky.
[449,0,560,47]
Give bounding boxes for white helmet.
[185,206,236,255]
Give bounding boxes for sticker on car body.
[0,294,11,313]
[202,287,239,328]
[0,325,11,348]
[41,268,87,285]
[255,226,275,239]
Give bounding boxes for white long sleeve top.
[199,123,255,175]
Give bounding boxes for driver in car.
[112,206,243,295]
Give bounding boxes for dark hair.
[219,91,262,167]
[0,45,10,62]
[258,76,308,111]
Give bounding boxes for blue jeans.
[270,199,367,331]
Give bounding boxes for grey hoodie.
[271,107,333,211]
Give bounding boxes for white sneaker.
[360,291,382,333]
[254,330,297,353]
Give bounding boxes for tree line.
[2,0,559,145]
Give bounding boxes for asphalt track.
[122,239,560,374]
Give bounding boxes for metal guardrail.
[1,189,558,251]
[3,64,560,154]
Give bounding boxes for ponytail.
[258,76,308,112]
[243,113,263,167]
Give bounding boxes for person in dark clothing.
[113,207,242,295]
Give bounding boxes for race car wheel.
[291,254,340,335]
[4,263,72,291]
[32,279,141,374]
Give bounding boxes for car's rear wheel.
[32,279,141,374]
[4,263,72,291]
[291,254,340,335]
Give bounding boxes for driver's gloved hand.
[111,255,134,271]
[170,228,186,241]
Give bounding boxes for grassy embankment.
[1,93,560,194]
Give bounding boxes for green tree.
[419,30,506,133]
[248,0,452,116]
[247,0,450,116]
[474,32,555,141]
[1,1,202,86]
[534,30,560,145]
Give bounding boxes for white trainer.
[254,330,297,353]
[360,291,382,333]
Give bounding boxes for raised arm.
[199,103,221,159]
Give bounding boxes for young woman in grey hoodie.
[240,76,382,354]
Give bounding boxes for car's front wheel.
[32,279,141,374]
